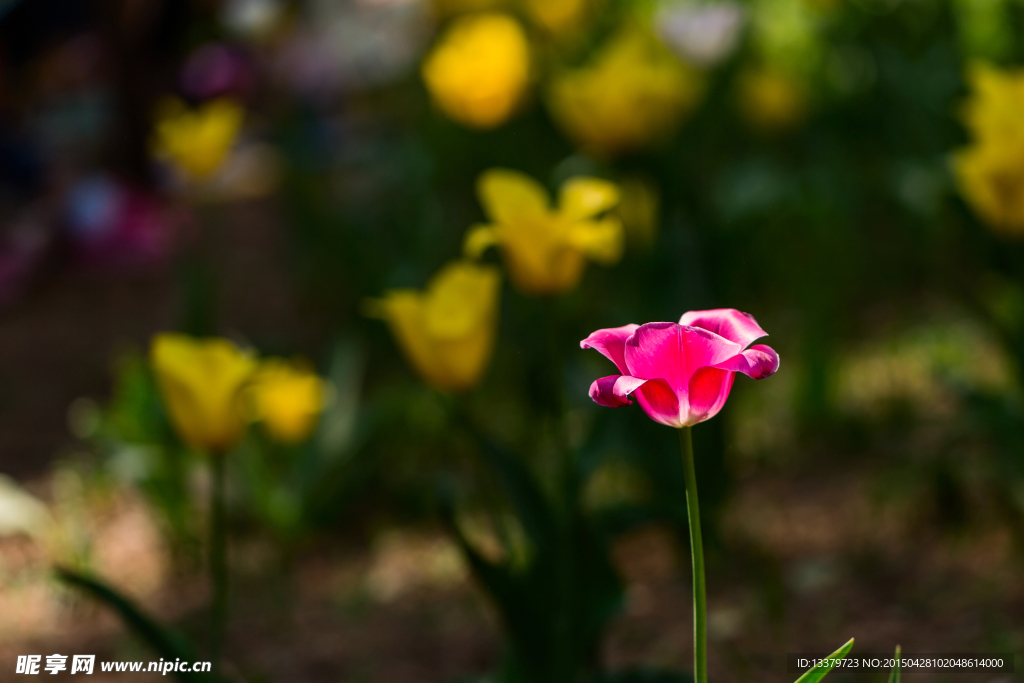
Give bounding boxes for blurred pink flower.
[581,309,779,427]
[65,176,175,268]
[180,43,255,100]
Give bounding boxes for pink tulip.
[65,176,175,269]
[581,309,779,427]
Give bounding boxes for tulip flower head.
[548,27,703,156]
[581,309,780,427]
[954,62,1024,234]
[617,176,661,249]
[248,359,330,444]
[525,0,590,34]
[465,169,623,295]
[367,261,501,391]
[422,13,530,129]
[959,62,1024,147]
[735,67,808,132]
[153,98,245,180]
[65,175,174,268]
[150,334,258,452]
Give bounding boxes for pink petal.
[633,378,684,427]
[588,374,648,407]
[589,374,682,426]
[580,324,639,374]
[685,367,735,425]
[679,309,769,348]
[712,343,780,379]
[623,322,742,395]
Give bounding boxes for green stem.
[209,453,228,667]
[680,426,707,683]
[179,205,221,337]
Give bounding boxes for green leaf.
[55,567,219,682]
[435,493,546,672]
[794,638,855,683]
[458,417,557,554]
[888,645,901,683]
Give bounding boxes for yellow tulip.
[960,63,1024,147]
[547,28,703,156]
[248,359,329,444]
[150,334,258,452]
[367,261,501,391]
[153,98,244,179]
[465,169,622,295]
[525,0,590,34]
[617,176,660,249]
[955,136,1024,234]
[954,62,1024,234]
[422,13,530,129]
[735,67,808,132]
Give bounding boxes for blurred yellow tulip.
[959,62,1024,147]
[465,169,622,295]
[367,262,501,391]
[548,28,703,156]
[422,13,530,129]
[150,334,258,452]
[954,145,1024,233]
[525,0,590,34]
[432,0,508,14]
[952,64,1024,234]
[153,98,244,180]
[735,67,808,132]
[954,63,1024,235]
[617,176,660,249]
[249,359,330,444]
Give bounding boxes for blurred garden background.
[0,0,1023,680]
